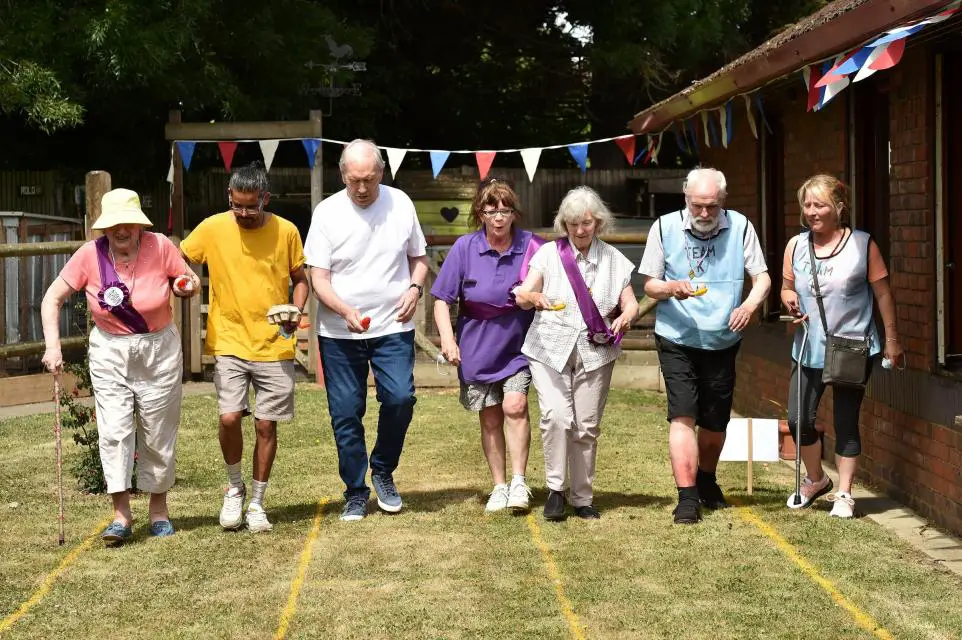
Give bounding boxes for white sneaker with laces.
[220,485,246,530]
[485,484,510,513]
[246,503,273,532]
[507,479,532,513]
[828,491,856,518]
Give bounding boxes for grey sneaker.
[372,473,403,513]
[340,494,368,522]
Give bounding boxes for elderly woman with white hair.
[515,186,639,521]
[40,188,200,544]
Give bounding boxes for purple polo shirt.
[431,228,537,384]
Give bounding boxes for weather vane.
[304,35,368,117]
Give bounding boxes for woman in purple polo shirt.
[432,178,543,514]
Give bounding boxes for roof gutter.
[627,0,948,134]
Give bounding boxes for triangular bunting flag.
[634,146,648,165]
[614,135,636,165]
[176,141,196,171]
[259,140,279,172]
[868,39,906,71]
[866,24,926,49]
[831,46,874,78]
[166,144,174,183]
[700,112,712,148]
[385,147,407,180]
[301,139,320,169]
[685,119,699,152]
[651,133,664,165]
[218,141,238,172]
[520,148,542,182]
[673,128,687,156]
[430,151,450,179]
[567,143,588,172]
[743,95,758,140]
[754,95,773,134]
[816,51,858,87]
[853,44,888,82]
[803,64,825,112]
[817,58,850,110]
[643,135,655,164]
[475,151,496,180]
[707,116,719,148]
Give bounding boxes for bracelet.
[885,338,898,342]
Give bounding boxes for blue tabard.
[654,210,748,350]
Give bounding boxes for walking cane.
[53,374,65,545]
[791,319,809,508]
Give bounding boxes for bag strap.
[807,233,830,334]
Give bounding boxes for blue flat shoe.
[148,520,175,537]
[101,521,132,545]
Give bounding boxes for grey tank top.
[791,229,880,368]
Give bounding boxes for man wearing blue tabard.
[639,168,771,525]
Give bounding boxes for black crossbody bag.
[808,234,870,389]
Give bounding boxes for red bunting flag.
[218,141,238,171]
[614,136,636,165]
[475,152,496,181]
[868,39,906,71]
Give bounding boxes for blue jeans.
[320,330,416,499]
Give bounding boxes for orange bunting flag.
[614,135,636,165]
[476,152,496,181]
[218,141,238,171]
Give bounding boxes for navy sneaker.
[371,473,403,513]
[340,494,369,522]
[102,520,132,545]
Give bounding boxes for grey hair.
[683,167,727,198]
[339,139,385,172]
[553,186,615,236]
[228,162,270,194]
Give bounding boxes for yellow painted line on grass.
[274,498,329,640]
[0,516,112,635]
[733,503,893,640]
[525,514,586,640]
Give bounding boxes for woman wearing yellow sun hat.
[40,188,199,545]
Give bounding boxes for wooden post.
[747,418,754,496]
[84,171,111,241]
[308,109,324,386]
[189,262,202,375]
[169,110,191,379]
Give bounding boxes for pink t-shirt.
[59,232,188,335]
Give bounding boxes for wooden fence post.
[308,109,323,387]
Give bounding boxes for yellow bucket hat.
[91,188,153,230]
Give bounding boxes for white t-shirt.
[304,185,427,339]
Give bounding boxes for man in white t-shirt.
[304,139,429,522]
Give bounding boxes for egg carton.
[266,304,301,325]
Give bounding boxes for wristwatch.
[409,283,424,298]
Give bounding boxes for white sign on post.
[719,418,780,495]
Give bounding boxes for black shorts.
[655,335,740,432]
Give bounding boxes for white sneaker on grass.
[485,484,510,513]
[507,479,532,513]
[220,485,246,530]
[245,503,273,532]
[828,491,856,518]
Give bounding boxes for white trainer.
[485,484,510,513]
[828,491,856,518]
[245,503,273,532]
[507,479,532,513]
[220,485,246,530]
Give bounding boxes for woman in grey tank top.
[780,174,904,518]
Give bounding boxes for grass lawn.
[2,386,962,639]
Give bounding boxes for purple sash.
[95,236,150,334]
[556,238,622,347]
[460,233,546,321]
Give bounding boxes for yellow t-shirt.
[181,212,305,361]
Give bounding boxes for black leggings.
[787,360,872,457]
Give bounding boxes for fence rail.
[0,240,85,258]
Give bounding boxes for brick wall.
[689,48,962,535]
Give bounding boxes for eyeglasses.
[344,176,379,189]
[229,197,264,216]
[481,209,514,219]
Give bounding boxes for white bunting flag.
[744,95,758,139]
[259,140,279,172]
[700,111,711,148]
[166,144,174,183]
[385,147,407,180]
[520,148,543,183]
[853,45,887,83]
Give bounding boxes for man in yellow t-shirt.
[181,161,308,534]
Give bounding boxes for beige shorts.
[213,356,295,422]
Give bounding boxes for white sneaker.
[786,474,833,509]
[245,503,273,532]
[485,484,510,513]
[828,491,856,518]
[220,485,246,530]
[507,479,532,513]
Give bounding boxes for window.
[938,53,962,367]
